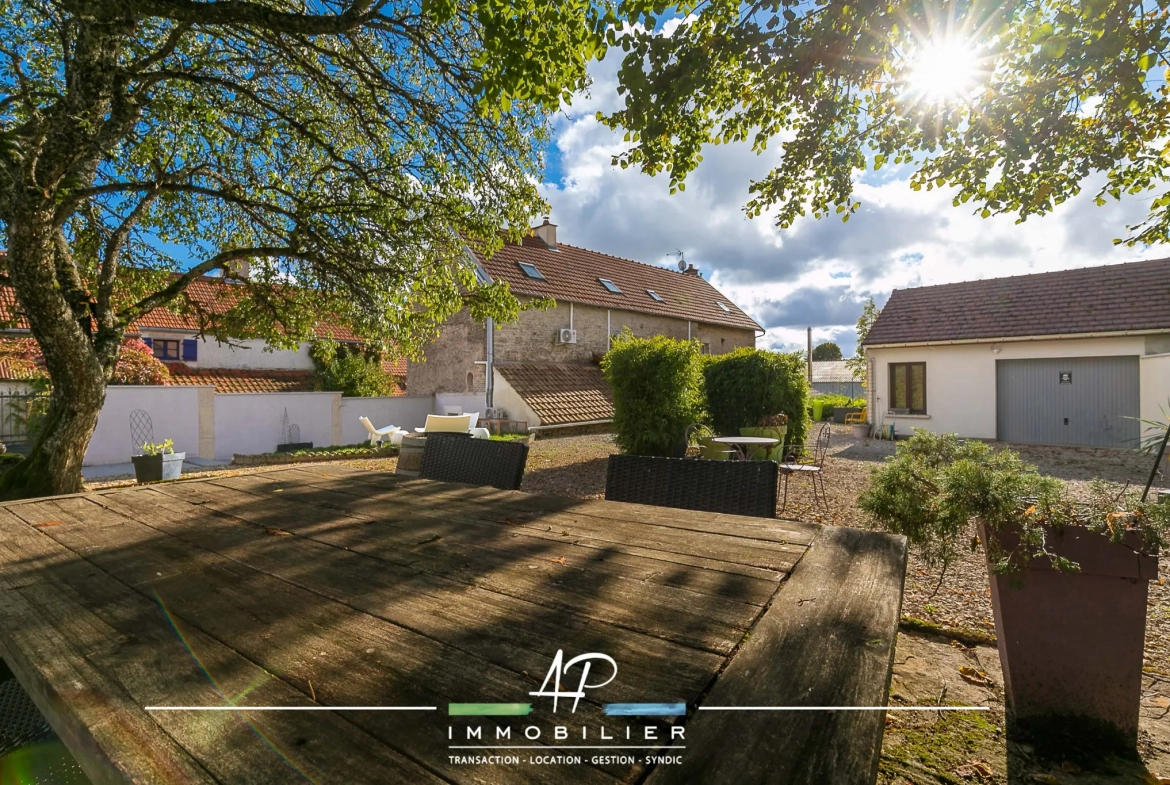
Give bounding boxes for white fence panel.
[214,392,339,459]
[339,396,433,445]
[86,386,208,466]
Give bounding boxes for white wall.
[1140,353,1170,441]
[83,388,483,465]
[491,372,541,426]
[867,336,1149,439]
[87,386,210,465]
[339,396,434,444]
[434,392,487,418]
[213,392,340,459]
[140,331,314,370]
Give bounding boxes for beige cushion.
[422,414,472,433]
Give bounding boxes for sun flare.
[904,39,984,104]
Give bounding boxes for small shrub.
[310,339,397,397]
[140,439,175,456]
[703,348,809,448]
[859,429,1170,574]
[602,330,704,457]
[112,338,172,385]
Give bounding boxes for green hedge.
[703,348,809,448]
[602,331,705,457]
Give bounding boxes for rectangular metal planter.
[131,452,185,484]
[981,521,1158,753]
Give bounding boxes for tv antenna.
[671,249,687,271]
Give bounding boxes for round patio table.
[710,435,780,461]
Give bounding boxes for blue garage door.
[996,356,1139,448]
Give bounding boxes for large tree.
[0,0,614,497]
[605,1,1170,241]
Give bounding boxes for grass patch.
[880,705,1001,784]
[490,433,530,442]
[899,616,997,647]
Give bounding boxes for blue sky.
[536,52,1155,357]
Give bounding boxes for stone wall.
[407,297,758,396]
[493,298,756,363]
[405,309,486,397]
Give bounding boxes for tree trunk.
[0,214,111,500]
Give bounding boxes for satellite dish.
[672,249,687,271]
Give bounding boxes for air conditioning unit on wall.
[556,328,578,344]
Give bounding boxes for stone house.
[407,220,762,430]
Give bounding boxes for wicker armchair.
[604,454,778,518]
[418,433,529,490]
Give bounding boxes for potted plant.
[132,439,185,483]
[859,430,1166,755]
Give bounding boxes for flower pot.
[980,521,1159,753]
[851,423,870,439]
[131,452,185,483]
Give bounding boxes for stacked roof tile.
[164,364,318,394]
[472,236,761,333]
[866,257,1170,346]
[495,363,613,426]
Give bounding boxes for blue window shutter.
[142,337,152,349]
[181,339,198,361]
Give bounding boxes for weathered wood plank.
[278,465,820,546]
[95,487,728,704]
[645,526,908,785]
[206,470,809,574]
[0,506,453,785]
[150,480,770,653]
[8,496,628,784]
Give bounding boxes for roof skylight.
[716,301,731,313]
[599,278,622,294]
[517,261,545,280]
[647,289,664,302]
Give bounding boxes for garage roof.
[865,257,1170,346]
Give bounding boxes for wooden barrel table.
[396,435,425,476]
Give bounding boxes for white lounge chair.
[360,416,403,446]
[415,413,491,440]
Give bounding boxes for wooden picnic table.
[0,466,907,784]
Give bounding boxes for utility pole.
[807,327,813,383]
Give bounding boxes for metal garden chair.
[779,422,831,513]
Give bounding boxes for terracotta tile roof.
[495,363,614,426]
[0,277,362,341]
[382,357,407,377]
[472,235,762,332]
[811,360,859,383]
[165,364,317,393]
[866,258,1170,346]
[0,356,42,381]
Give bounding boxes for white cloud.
[542,57,1158,357]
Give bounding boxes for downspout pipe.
[485,317,494,408]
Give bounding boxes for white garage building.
[862,258,1170,448]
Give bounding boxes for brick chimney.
[682,263,700,276]
[533,217,557,250]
